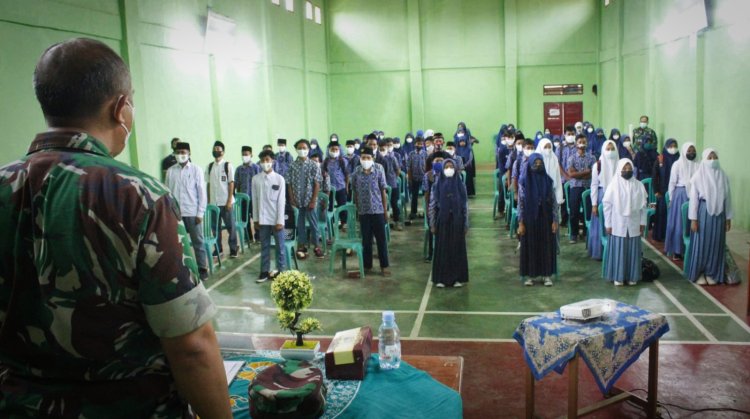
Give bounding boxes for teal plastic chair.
[641,178,656,238]
[398,172,409,212]
[502,174,513,225]
[383,186,393,242]
[564,182,573,240]
[327,190,336,237]
[508,187,519,239]
[493,169,500,220]
[423,211,435,259]
[271,207,299,270]
[202,204,222,275]
[600,207,609,278]
[665,191,670,208]
[681,202,691,277]
[582,189,592,233]
[233,193,251,254]
[306,193,330,253]
[330,204,365,278]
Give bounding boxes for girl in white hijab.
[588,140,619,260]
[602,158,648,286]
[664,142,700,259]
[685,148,732,285]
[535,138,564,205]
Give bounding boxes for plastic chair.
[271,207,299,270]
[202,204,222,275]
[599,207,609,278]
[306,193,330,253]
[233,193,251,254]
[502,174,512,225]
[492,169,500,220]
[330,204,365,278]
[681,202,691,277]
[641,178,656,238]
[582,189,592,233]
[422,211,435,260]
[399,172,409,211]
[564,182,573,240]
[383,186,393,242]
[508,187,519,239]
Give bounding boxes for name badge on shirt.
[272,184,280,190]
[221,175,227,182]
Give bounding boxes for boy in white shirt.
[253,150,287,283]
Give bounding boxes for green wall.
[0,0,328,177]
[599,0,750,227]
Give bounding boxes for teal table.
[225,350,463,419]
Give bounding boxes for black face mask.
[621,171,634,180]
[532,164,545,173]
[212,151,222,158]
[686,152,696,161]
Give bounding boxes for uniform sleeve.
[688,179,699,220]
[590,164,600,204]
[252,176,260,221]
[277,177,286,226]
[138,195,216,338]
[668,163,678,198]
[428,182,438,229]
[196,168,207,218]
[227,163,235,183]
[602,187,613,230]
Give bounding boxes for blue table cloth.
[513,301,670,394]
[225,351,463,419]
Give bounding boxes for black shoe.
[424,257,432,263]
[230,250,238,258]
[199,269,209,280]
[257,272,269,283]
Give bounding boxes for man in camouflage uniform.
[0,38,231,418]
[632,115,658,152]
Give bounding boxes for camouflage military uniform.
[0,131,217,418]
[632,126,658,152]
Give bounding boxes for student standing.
[407,136,427,223]
[430,158,469,288]
[235,145,261,242]
[686,149,733,285]
[161,137,180,181]
[166,142,209,280]
[207,140,238,258]
[309,138,323,161]
[275,138,293,177]
[350,147,391,276]
[588,140,619,260]
[603,159,648,286]
[423,152,449,262]
[324,142,350,229]
[456,130,476,196]
[665,142,700,259]
[566,134,596,243]
[651,139,679,242]
[286,139,323,259]
[518,154,559,287]
[557,126,578,226]
[377,139,402,230]
[253,150,287,283]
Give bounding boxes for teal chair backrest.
[582,189,591,222]
[680,202,690,241]
[317,193,329,222]
[333,203,358,240]
[204,204,221,241]
[641,178,655,204]
[234,193,251,224]
[493,169,499,191]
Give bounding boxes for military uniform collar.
[28,131,111,157]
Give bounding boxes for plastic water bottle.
[378,311,401,370]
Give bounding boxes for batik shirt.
[286,158,322,207]
[351,164,387,215]
[275,151,293,177]
[408,150,427,181]
[324,158,349,191]
[344,154,360,175]
[379,153,400,188]
[566,152,597,188]
[0,131,216,418]
[235,162,261,196]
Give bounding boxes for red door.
[544,102,583,136]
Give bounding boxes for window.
[543,84,584,96]
[285,0,294,12]
[305,1,313,19]
[314,6,321,24]
[271,0,280,5]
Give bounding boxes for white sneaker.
[543,277,553,287]
[453,282,463,288]
[614,281,624,286]
[436,283,445,288]
[627,281,637,286]
[706,276,717,285]
[524,278,534,286]
[696,276,707,285]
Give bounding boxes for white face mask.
[331,137,338,142]
[505,138,514,146]
[523,149,532,157]
[623,140,632,148]
[667,147,678,155]
[297,149,309,158]
[387,146,394,153]
[361,159,374,170]
[542,148,553,156]
[707,159,720,169]
[175,154,189,164]
[426,145,435,153]
[606,149,618,159]
[331,151,340,158]
[346,147,355,155]
[640,122,648,129]
[457,133,465,139]
[278,146,287,153]
[565,135,575,144]
[446,149,455,156]
[120,100,135,148]
[515,144,523,153]
[443,168,455,178]
[587,127,594,133]
[553,141,560,148]
[394,143,401,149]
[242,155,253,164]
[261,162,273,172]
[406,137,413,143]
[354,143,360,150]
[311,144,318,149]
[612,135,620,140]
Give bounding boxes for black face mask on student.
[212,151,222,158]
[621,171,634,180]
[531,164,545,173]
[686,152,696,161]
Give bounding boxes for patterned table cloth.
[224,350,462,419]
[513,301,670,394]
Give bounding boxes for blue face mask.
[432,161,443,174]
[644,143,655,151]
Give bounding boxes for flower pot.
[280,340,320,361]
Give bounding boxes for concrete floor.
[207,170,750,418]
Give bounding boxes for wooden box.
[324,326,372,380]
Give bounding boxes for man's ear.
[112,94,128,125]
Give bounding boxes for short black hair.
[576,133,587,140]
[366,133,378,141]
[34,38,131,124]
[259,150,275,160]
[523,139,535,147]
[564,125,575,133]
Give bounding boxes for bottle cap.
[382,311,395,322]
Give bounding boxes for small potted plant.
[270,270,322,360]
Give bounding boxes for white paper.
[224,361,244,386]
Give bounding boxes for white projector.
[560,299,614,321]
